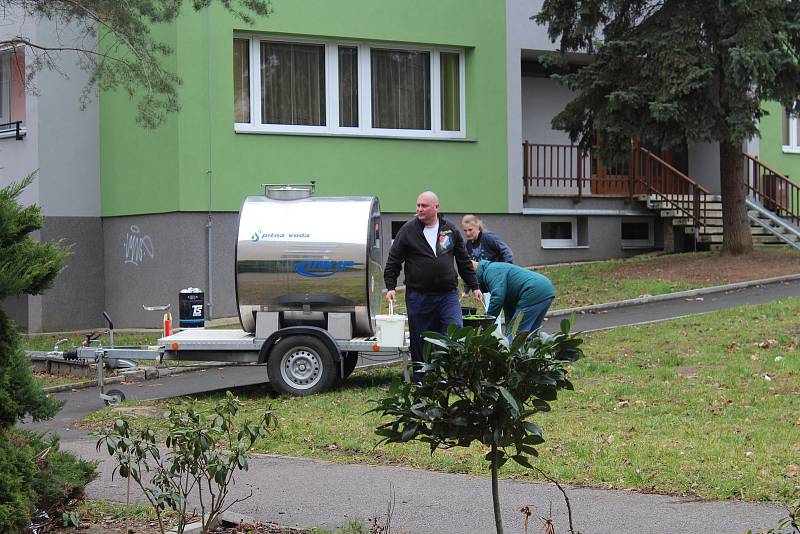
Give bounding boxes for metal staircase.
[642,152,800,251]
[646,195,800,251]
[522,142,800,252]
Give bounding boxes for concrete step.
[690,225,797,239]
[662,210,723,220]
[644,194,722,202]
[650,202,722,212]
[710,242,800,251]
[698,234,791,244]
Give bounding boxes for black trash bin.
[178,288,205,328]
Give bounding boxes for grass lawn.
[538,258,695,310]
[32,372,85,389]
[22,251,798,349]
[83,297,800,504]
[387,250,800,315]
[50,499,380,533]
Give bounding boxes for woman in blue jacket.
[461,215,513,263]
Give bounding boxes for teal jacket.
[475,260,555,319]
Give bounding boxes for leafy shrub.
[0,430,37,532]
[28,432,97,516]
[371,318,583,534]
[97,391,277,534]
[0,430,95,532]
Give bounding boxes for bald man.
[384,191,482,383]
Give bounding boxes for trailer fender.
[258,326,342,364]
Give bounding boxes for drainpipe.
[205,7,214,318]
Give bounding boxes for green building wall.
[100,0,509,216]
[759,101,800,183]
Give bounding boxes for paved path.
[61,438,785,534]
[559,277,800,333]
[23,279,799,533]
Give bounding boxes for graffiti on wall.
[124,225,155,266]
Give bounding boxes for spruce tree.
[0,174,69,530]
[535,0,800,255]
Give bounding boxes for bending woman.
[461,214,514,263]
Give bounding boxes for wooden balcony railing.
[743,153,799,227]
[522,143,591,198]
[523,141,710,228]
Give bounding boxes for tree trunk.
[491,443,504,534]
[719,141,753,255]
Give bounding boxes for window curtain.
[371,49,430,130]
[783,107,790,146]
[0,52,9,123]
[233,39,250,123]
[542,221,572,240]
[261,42,325,126]
[440,52,460,131]
[338,46,358,127]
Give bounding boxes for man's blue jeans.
[505,297,554,340]
[405,289,463,383]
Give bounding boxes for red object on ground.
[163,312,172,337]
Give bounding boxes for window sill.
[0,127,26,140]
[234,125,476,142]
[782,146,800,154]
[541,244,589,250]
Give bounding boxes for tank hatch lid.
[262,182,316,200]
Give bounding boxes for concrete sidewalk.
[62,437,785,534]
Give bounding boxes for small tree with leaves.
[370,319,583,534]
[97,392,277,534]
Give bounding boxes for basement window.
[621,217,654,249]
[541,217,577,248]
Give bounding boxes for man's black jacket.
[384,216,478,293]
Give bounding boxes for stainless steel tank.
[236,186,382,336]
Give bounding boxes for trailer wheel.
[268,336,337,396]
[104,389,125,406]
[339,351,359,381]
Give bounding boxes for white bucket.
[375,301,407,347]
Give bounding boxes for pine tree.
[535,0,800,255]
[0,174,69,530]
[0,173,68,424]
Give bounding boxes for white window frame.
[620,217,654,249]
[784,108,800,154]
[233,33,466,139]
[540,217,578,249]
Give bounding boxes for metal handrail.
[742,153,799,226]
[0,121,24,140]
[746,199,800,251]
[633,146,710,229]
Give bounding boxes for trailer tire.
[268,335,337,396]
[104,389,125,405]
[339,351,359,381]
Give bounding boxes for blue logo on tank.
[294,260,354,278]
[250,230,310,242]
